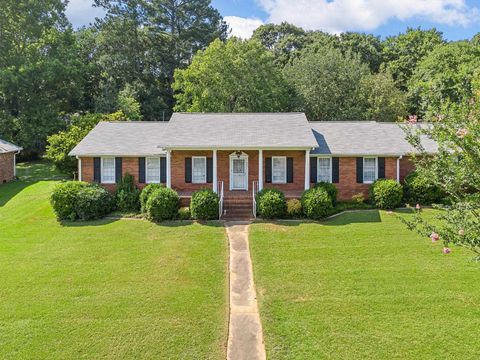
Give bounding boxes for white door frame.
[229,152,249,191]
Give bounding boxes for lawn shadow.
[0,180,35,207]
[154,220,225,228]
[59,217,120,227]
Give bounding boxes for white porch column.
[213,149,218,193]
[396,156,403,182]
[304,150,310,190]
[166,150,172,188]
[77,157,82,181]
[258,149,263,191]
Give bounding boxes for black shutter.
[185,158,192,183]
[332,157,339,183]
[93,157,101,183]
[265,157,272,183]
[160,157,166,183]
[286,157,294,183]
[138,157,146,183]
[206,157,213,183]
[115,157,122,183]
[378,157,385,179]
[310,157,317,183]
[356,157,363,184]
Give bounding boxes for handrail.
[252,180,259,218]
[218,181,224,220]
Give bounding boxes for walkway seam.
[225,221,266,360]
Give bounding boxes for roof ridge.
[101,121,169,123]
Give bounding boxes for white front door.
[231,157,248,190]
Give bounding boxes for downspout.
[397,155,403,182]
[14,150,20,178]
[76,156,82,181]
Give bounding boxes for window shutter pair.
[138,157,166,184]
[356,157,385,183]
[185,157,212,183]
[265,157,294,183]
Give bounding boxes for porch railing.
[252,180,259,218]
[218,180,224,220]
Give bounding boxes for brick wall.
[0,152,15,183]
[171,150,215,192]
[399,156,415,182]
[263,150,305,191]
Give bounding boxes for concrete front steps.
[223,197,254,220]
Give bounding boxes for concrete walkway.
[225,221,266,360]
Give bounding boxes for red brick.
[0,152,16,184]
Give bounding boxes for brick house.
[0,138,22,184]
[69,113,437,218]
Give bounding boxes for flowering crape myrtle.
[400,84,480,258]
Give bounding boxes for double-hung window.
[192,156,207,183]
[363,157,377,183]
[146,157,160,183]
[317,157,331,183]
[272,156,286,184]
[101,157,115,184]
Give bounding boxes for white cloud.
[225,16,264,39]
[66,0,105,28]
[257,0,479,33]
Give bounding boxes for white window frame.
[272,156,287,184]
[192,156,207,184]
[363,156,378,184]
[101,157,116,184]
[146,157,161,184]
[317,156,332,183]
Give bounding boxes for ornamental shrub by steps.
[178,207,191,220]
[190,189,219,220]
[315,181,338,205]
[286,198,302,218]
[50,181,90,220]
[301,187,333,219]
[140,184,164,213]
[145,187,179,221]
[369,179,403,209]
[256,188,286,219]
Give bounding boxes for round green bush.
[301,187,333,219]
[315,181,338,205]
[145,187,179,221]
[74,185,114,221]
[190,189,219,220]
[369,179,403,209]
[256,188,286,219]
[286,198,302,218]
[140,184,164,213]
[50,181,89,220]
[178,207,191,220]
[403,172,443,205]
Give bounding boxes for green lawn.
[250,212,480,360]
[0,162,228,359]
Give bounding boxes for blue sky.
[67,0,480,40]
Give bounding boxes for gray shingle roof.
[310,121,438,156]
[69,122,168,156]
[0,138,22,153]
[161,113,318,149]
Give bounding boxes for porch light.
[235,150,242,158]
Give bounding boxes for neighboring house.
[0,138,22,184]
[69,113,437,217]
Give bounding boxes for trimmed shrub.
[403,171,443,205]
[74,185,114,221]
[351,193,365,204]
[315,181,338,205]
[145,187,179,221]
[301,187,333,219]
[190,189,219,220]
[286,198,302,218]
[50,181,89,220]
[370,179,403,209]
[178,207,191,220]
[256,188,286,219]
[140,184,164,213]
[115,173,140,212]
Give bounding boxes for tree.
[117,84,142,121]
[337,32,384,72]
[284,47,370,120]
[401,82,480,257]
[0,0,87,156]
[172,38,290,112]
[359,70,407,122]
[408,41,480,116]
[383,28,445,90]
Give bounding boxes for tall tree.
[383,28,444,90]
[173,38,290,112]
[284,47,370,120]
[0,0,86,156]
